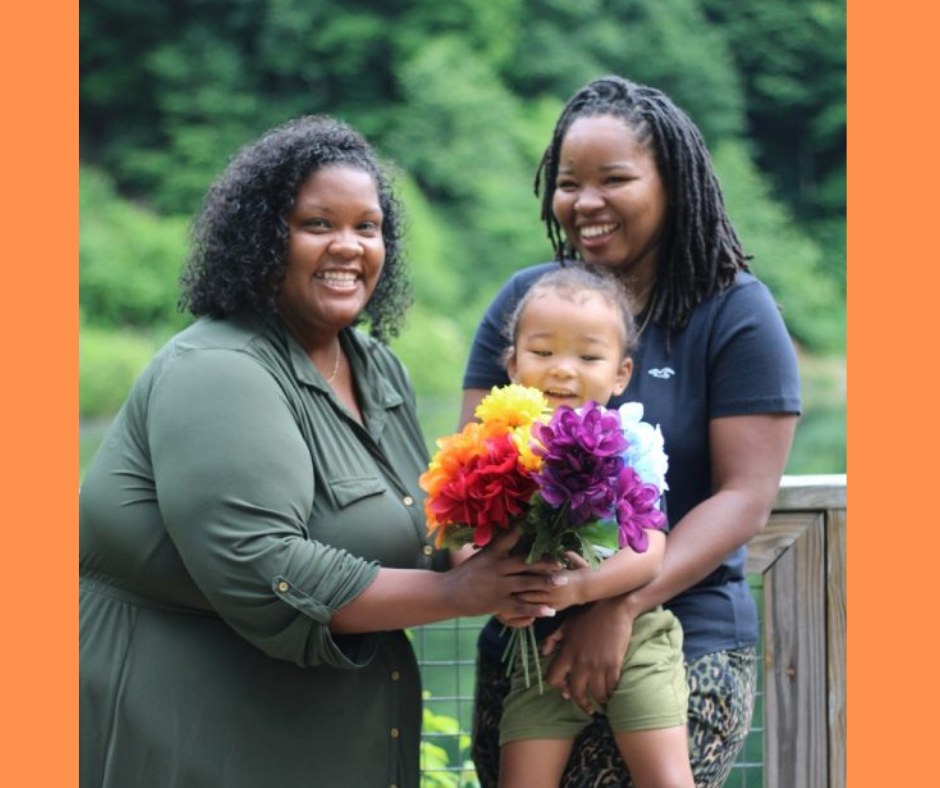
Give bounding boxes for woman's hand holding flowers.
[443,524,565,620]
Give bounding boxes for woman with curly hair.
[79,115,560,788]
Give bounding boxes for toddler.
[498,266,693,788]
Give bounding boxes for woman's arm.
[621,413,796,616]
[542,413,797,712]
[152,351,562,666]
[330,529,565,633]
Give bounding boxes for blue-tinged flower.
[617,402,669,491]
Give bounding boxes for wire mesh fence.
[413,577,766,788]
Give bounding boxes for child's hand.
[514,562,588,612]
[562,551,592,570]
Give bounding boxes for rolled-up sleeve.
[148,348,380,668]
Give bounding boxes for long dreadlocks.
[535,75,749,332]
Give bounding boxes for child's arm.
[515,529,665,613]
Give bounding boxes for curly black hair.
[179,115,410,343]
[534,75,750,332]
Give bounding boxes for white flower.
[617,402,669,491]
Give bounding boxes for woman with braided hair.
[461,76,801,788]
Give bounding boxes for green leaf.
[576,519,620,553]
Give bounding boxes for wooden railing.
[746,475,846,788]
[415,474,847,788]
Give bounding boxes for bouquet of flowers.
[419,385,669,689]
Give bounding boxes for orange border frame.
[848,2,931,784]
[12,1,74,782]
[0,3,78,786]
[9,1,914,783]
[4,1,77,784]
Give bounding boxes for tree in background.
[702,0,847,291]
[80,0,845,469]
[80,0,845,234]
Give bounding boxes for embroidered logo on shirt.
[648,367,676,379]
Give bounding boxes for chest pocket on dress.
[330,476,388,509]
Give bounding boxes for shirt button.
[403,495,414,506]
[276,581,289,593]
[391,670,400,681]
[422,545,433,556]
[390,727,400,738]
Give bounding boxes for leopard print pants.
[471,646,757,788]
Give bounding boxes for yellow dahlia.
[474,384,550,428]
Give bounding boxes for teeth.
[318,271,358,284]
[545,389,575,397]
[580,223,617,239]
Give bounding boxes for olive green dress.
[79,316,443,788]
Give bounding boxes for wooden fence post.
[747,475,847,788]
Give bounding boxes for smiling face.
[507,289,633,410]
[276,165,385,348]
[551,115,668,294]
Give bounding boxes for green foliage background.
[79,0,846,476]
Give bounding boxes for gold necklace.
[325,339,342,384]
[635,303,654,340]
[624,278,655,339]
[634,284,660,340]
[633,281,655,308]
